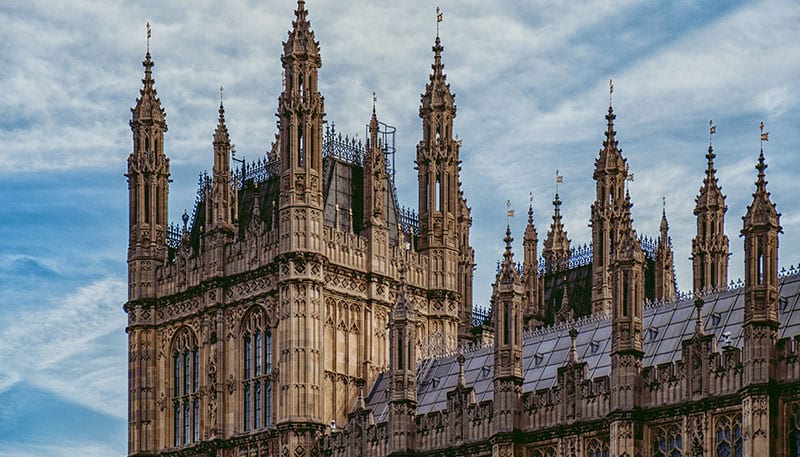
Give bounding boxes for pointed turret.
[127,24,170,301]
[273,3,327,452]
[415,24,472,351]
[542,190,570,272]
[125,24,170,456]
[491,225,524,435]
[363,95,388,227]
[609,188,645,456]
[740,124,782,456]
[692,123,729,293]
[591,82,628,316]
[388,261,418,455]
[655,201,676,302]
[523,200,542,326]
[208,92,236,233]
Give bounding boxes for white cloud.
[0,277,128,418]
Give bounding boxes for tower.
[491,226,525,457]
[523,200,542,326]
[609,190,644,457]
[740,128,781,456]
[590,88,628,316]
[692,129,729,293]
[127,31,170,301]
[125,26,169,454]
[388,262,418,456]
[654,202,676,302]
[415,30,470,349]
[275,1,327,453]
[542,189,570,272]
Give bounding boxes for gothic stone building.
[124,3,800,457]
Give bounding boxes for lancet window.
[715,414,742,457]
[587,438,609,457]
[172,328,200,447]
[652,424,683,457]
[242,308,273,432]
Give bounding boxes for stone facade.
[125,3,799,457]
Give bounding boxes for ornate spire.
[557,282,573,322]
[616,189,642,260]
[213,87,230,146]
[420,28,455,116]
[594,79,626,177]
[543,188,570,272]
[695,122,725,211]
[283,0,319,60]
[131,22,166,128]
[655,198,676,301]
[742,124,780,232]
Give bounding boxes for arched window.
[172,328,199,447]
[531,447,557,457]
[587,438,610,457]
[242,308,273,432]
[716,415,742,457]
[652,424,683,457]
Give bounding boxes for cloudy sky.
[1,0,798,454]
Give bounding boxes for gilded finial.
[146,21,151,54]
[609,78,614,107]
[760,121,769,151]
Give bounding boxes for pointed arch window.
[242,308,273,432]
[715,414,742,457]
[587,438,610,457]
[652,424,683,457]
[171,328,200,447]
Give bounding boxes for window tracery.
[587,438,609,457]
[652,424,683,457]
[715,414,742,457]
[172,327,199,447]
[242,307,273,432]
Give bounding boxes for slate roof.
[365,273,800,423]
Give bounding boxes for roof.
[365,272,800,423]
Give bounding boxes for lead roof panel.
[363,274,800,423]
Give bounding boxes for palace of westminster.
[125,2,800,457]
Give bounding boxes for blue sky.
[1,0,798,455]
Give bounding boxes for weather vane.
[372,91,377,112]
[609,78,614,106]
[506,199,515,225]
[555,169,564,194]
[436,6,443,37]
[760,121,769,150]
[709,119,716,146]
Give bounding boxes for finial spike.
[219,86,224,104]
[372,91,377,114]
[146,22,151,55]
[760,121,769,151]
[709,119,716,147]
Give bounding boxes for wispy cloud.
[0,277,127,417]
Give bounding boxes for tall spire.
[655,198,676,301]
[591,81,627,317]
[131,23,166,128]
[543,185,570,273]
[523,193,541,327]
[692,120,729,293]
[213,87,230,146]
[208,87,235,232]
[420,24,455,117]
